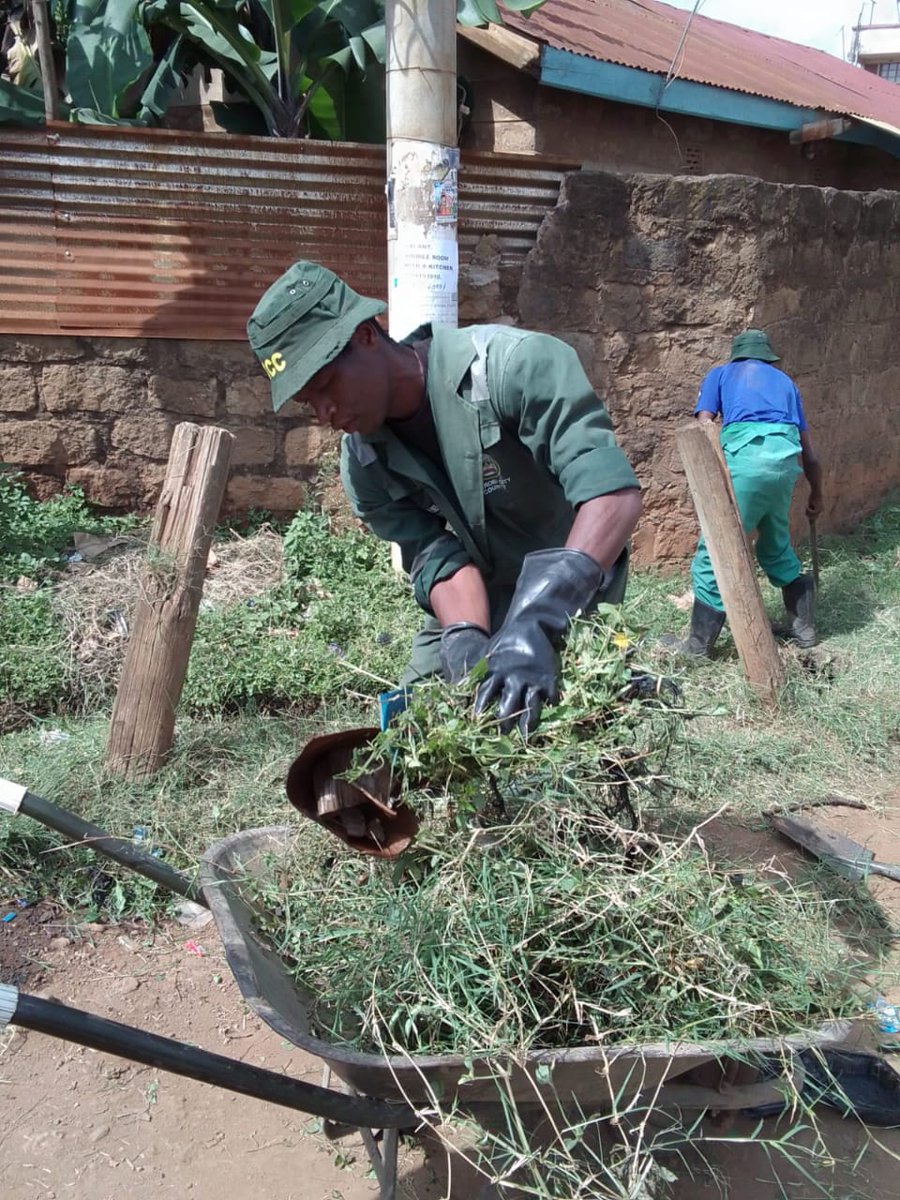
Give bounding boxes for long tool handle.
[869,861,900,883]
[809,516,820,586]
[0,984,417,1130]
[0,779,202,904]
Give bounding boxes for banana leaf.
[66,0,154,119]
[0,78,48,125]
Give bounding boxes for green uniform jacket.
[339,324,639,618]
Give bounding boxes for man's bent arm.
[430,564,491,631]
[565,488,643,571]
[800,429,823,517]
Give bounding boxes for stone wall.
[516,171,900,562]
[2,172,899,565]
[0,336,337,514]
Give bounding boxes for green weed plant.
[0,470,132,582]
[253,615,872,1058]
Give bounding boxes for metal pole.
[10,786,204,904]
[0,985,418,1130]
[30,0,59,122]
[385,0,459,340]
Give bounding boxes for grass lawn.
[2,475,898,1199]
[0,472,897,922]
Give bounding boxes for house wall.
[514,170,900,562]
[2,172,899,565]
[458,42,900,190]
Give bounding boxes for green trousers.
[691,422,803,613]
[402,548,630,685]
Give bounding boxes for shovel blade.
[771,815,875,880]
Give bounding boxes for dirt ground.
[2,796,900,1200]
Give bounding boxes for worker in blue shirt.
[663,329,823,657]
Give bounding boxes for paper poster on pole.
[390,232,458,339]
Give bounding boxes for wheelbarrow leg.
[359,1126,399,1200]
[327,1069,401,1200]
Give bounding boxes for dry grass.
[48,525,285,710]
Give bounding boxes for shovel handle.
[809,516,820,586]
[869,862,900,884]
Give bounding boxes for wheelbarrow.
[0,776,868,1198]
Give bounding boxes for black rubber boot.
[780,573,817,648]
[659,599,726,659]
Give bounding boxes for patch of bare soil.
[0,920,435,1200]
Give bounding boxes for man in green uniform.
[663,329,823,657]
[248,261,642,734]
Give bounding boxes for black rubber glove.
[439,622,490,684]
[474,549,610,735]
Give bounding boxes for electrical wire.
[661,0,704,95]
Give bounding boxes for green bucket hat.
[247,261,386,412]
[730,329,779,363]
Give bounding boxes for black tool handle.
[0,984,417,1130]
[1,779,202,904]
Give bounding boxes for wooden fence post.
[31,0,60,122]
[676,422,785,706]
[106,423,234,778]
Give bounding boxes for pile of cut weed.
[251,616,874,1057]
[260,825,861,1056]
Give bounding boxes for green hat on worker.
[730,329,779,363]
[247,261,386,412]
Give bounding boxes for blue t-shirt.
[694,360,807,431]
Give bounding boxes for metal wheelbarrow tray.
[200,824,857,1116]
[0,779,873,1200]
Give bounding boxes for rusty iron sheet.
[505,0,900,129]
[0,125,573,340]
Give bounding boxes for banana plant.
[141,0,389,139]
[0,0,196,125]
[0,1,49,120]
[0,0,548,136]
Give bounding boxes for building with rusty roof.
[458,0,900,188]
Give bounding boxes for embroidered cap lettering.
[262,352,286,379]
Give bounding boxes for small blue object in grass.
[134,826,166,858]
[871,996,900,1035]
[2,912,16,923]
[379,688,411,731]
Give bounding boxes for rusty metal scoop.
[286,727,419,859]
[772,814,900,883]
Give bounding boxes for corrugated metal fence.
[0,124,573,340]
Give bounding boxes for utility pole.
[384,0,459,341]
